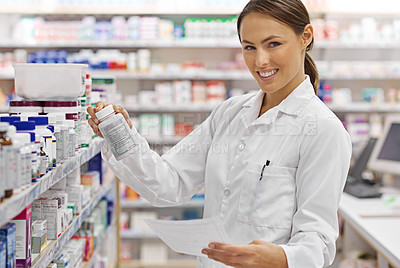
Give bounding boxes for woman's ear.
[302,24,314,48]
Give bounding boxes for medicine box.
[0,239,6,268]
[40,198,62,240]
[0,222,16,266]
[32,220,47,234]
[11,203,32,268]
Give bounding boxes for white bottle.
[15,133,31,190]
[54,125,62,165]
[66,120,76,157]
[7,126,19,193]
[56,120,69,161]
[96,105,138,160]
[28,116,54,172]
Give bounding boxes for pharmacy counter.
[339,193,400,268]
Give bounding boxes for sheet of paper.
[144,217,231,257]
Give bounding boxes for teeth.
[259,70,277,77]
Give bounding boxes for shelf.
[327,102,400,113]
[2,40,400,49]
[121,198,204,208]
[82,217,116,268]
[126,104,215,113]
[120,230,158,239]
[121,259,196,268]
[92,70,253,80]
[0,138,105,227]
[0,39,241,49]
[0,7,243,15]
[31,178,116,268]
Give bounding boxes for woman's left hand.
[202,240,288,268]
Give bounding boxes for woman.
[87,0,352,267]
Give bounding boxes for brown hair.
[237,0,319,94]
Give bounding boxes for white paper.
[144,217,231,257]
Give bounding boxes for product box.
[46,263,57,268]
[11,203,32,268]
[0,238,6,268]
[130,211,157,233]
[66,185,83,213]
[67,203,76,216]
[40,198,62,240]
[31,231,46,254]
[42,190,68,210]
[80,171,100,191]
[31,220,47,234]
[0,222,16,268]
[65,209,73,226]
[140,241,168,264]
[32,200,42,222]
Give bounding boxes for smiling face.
[239,12,310,102]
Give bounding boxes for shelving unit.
[0,138,104,226]
[31,179,116,268]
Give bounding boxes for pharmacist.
[88,0,352,267]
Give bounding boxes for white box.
[140,241,168,264]
[130,211,157,233]
[40,198,61,240]
[13,63,88,100]
[66,185,83,213]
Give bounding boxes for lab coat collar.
[241,76,315,126]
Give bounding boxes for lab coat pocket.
[238,162,296,229]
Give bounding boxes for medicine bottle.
[7,126,22,194]
[95,105,138,160]
[0,122,14,198]
[0,122,12,200]
[38,140,48,178]
[28,116,54,171]
[14,121,38,182]
[56,120,69,161]
[66,120,76,157]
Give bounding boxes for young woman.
[87,0,352,267]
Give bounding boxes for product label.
[38,156,47,177]
[55,132,62,164]
[102,116,137,157]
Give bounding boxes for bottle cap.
[14,121,36,131]
[95,105,115,121]
[28,116,49,126]
[0,116,21,125]
[47,125,55,133]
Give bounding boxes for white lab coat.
[102,76,352,268]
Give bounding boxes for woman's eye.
[269,42,281,48]
[244,45,255,50]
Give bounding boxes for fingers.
[113,104,133,129]
[202,246,243,268]
[95,101,109,112]
[88,117,103,138]
[208,243,242,255]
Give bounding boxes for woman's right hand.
[87,101,133,138]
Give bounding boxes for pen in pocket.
[260,160,270,181]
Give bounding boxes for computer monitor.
[349,137,377,180]
[368,117,400,175]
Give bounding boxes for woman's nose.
[255,49,270,67]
